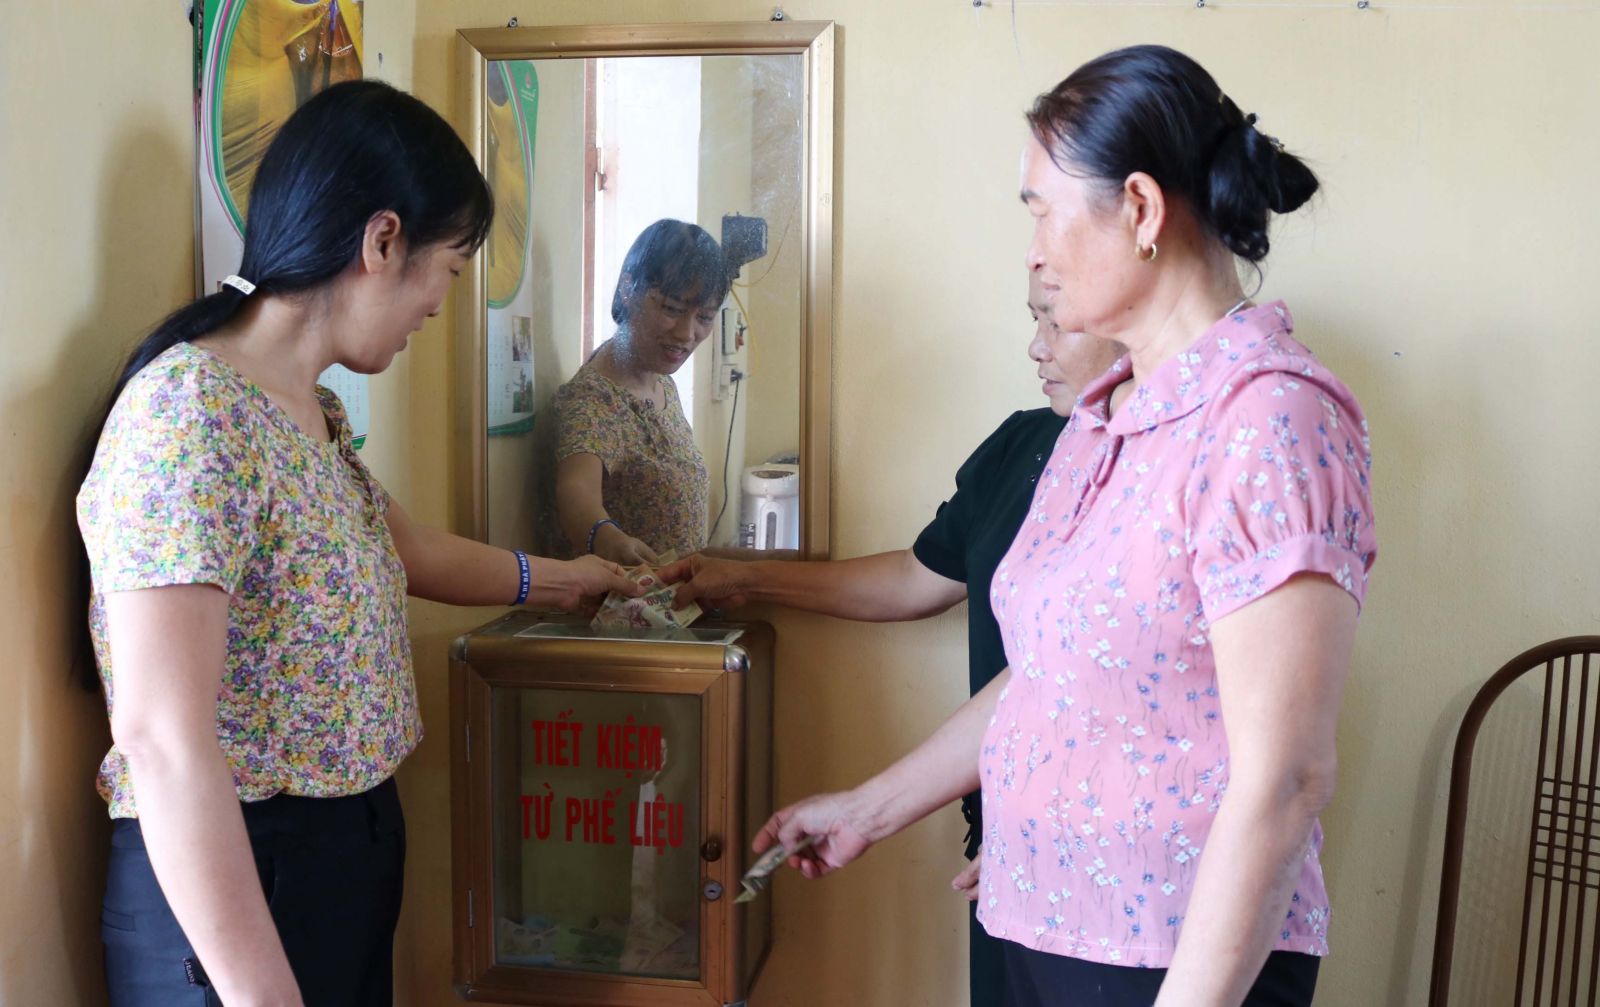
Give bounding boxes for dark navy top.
[911,408,1066,856]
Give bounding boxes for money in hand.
[591,552,704,632]
[735,835,818,903]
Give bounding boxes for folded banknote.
[735,835,819,903]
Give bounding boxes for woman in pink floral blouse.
[753,46,1377,1007]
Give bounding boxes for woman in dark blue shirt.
[661,272,1121,1007]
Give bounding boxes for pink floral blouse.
[979,302,1377,967]
[78,343,419,818]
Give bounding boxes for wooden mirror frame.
[451,21,835,559]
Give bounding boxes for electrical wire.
[710,370,743,541]
[728,285,752,331]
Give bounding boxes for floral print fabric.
[78,342,418,818]
[979,302,1377,966]
[553,359,709,558]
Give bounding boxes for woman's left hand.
[528,555,642,611]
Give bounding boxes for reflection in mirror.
[483,54,804,563]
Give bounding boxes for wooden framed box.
[450,613,774,1006]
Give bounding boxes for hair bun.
[1206,116,1319,261]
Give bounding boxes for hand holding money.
[735,835,817,903]
[591,552,704,632]
[748,791,878,883]
[656,554,753,610]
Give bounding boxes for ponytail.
[107,288,251,415]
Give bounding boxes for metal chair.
[1431,636,1600,1006]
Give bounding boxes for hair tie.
[220,274,257,296]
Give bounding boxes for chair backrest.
[1431,636,1600,1007]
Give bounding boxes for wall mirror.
[453,21,834,562]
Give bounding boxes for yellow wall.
[0,4,191,999]
[7,1,1600,1006]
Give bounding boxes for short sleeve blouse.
[977,302,1377,967]
[77,343,419,818]
[553,359,710,557]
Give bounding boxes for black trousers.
[1001,942,1320,1007]
[972,899,1010,1007]
[101,777,405,1007]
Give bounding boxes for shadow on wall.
[2,123,192,1007]
[527,225,570,558]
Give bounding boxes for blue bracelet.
[587,518,621,555]
[512,550,531,606]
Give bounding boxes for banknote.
[591,552,704,633]
[735,835,819,903]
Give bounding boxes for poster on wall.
[486,61,539,437]
[195,0,372,448]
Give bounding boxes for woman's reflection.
[553,220,729,565]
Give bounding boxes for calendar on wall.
[485,60,540,437]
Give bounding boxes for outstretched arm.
[659,550,967,622]
[754,667,1009,877]
[384,498,639,610]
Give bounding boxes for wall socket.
[713,307,747,402]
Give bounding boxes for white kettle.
[739,464,800,550]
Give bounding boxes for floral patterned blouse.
[77,342,418,819]
[553,358,709,558]
[979,302,1378,967]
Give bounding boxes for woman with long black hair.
[77,80,637,1006]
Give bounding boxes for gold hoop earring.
[1136,241,1158,263]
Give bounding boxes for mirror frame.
[452,21,835,559]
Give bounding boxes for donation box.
[449,612,775,1006]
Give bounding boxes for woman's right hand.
[592,524,659,568]
[529,554,643,611]
[752,790,879,880]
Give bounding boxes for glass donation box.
[449,612,775,1006]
